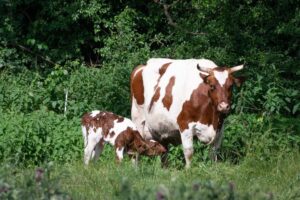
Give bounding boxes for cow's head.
[197,64,244,113]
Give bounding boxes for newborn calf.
[81,110,166,165]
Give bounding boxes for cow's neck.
[208,100,222,130]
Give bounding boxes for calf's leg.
[115,146,125,163]
[84,129,103,165]
[91,139,105,162]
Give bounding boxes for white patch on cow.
[181,122,216,145]
[104,118,137,145]
[116,147,124,160]
[214,70,228,87]
[193,123,216,144]
[90,110,100,117]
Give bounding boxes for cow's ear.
[234,76,246,87]
[200,73,209,83]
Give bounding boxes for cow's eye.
[210,85,215,90]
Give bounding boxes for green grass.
[50,151,300,199]
[1,151,300,199]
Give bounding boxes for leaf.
[292,103,300,114]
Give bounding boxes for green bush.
[0,110,82,166]
[220,114,300,163]
[0,64,133,118]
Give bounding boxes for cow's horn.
[197,64,212,74]
[230,64,244,73]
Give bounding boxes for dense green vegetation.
[0,0,299,199]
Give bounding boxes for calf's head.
[197,64,244,113]
[138,140,167,156]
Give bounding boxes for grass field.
[2,150,300,200]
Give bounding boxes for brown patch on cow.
[159,62,172,76]
[110,131,115,138]
[115,127,143,151]
[162,76,175,111]
[130,65,145,105]
[148,87,160,111]
[114,128,166,156]
[177,83,220,131]
[153,62,172,90]
[81,111,124,137]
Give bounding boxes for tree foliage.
[1,0,299,116]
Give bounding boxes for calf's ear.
[234,76,246,87]
[137,144,146,153]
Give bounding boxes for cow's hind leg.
[91,139,105,162]
[181,130,194,169]
[84,130,103,165]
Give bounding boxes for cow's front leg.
[181,130,194,169]
[211,121,225,162]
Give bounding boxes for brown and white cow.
[130,58,244,168]
[81,110,166,165]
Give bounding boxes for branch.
[154,0,206,36]
[14,44,58,66]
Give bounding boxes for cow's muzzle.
[217,102,230,113]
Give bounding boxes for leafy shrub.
[0,64,133,118]
[220,114,300,163]
[233,64,300,116]
[0,110,82,166]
